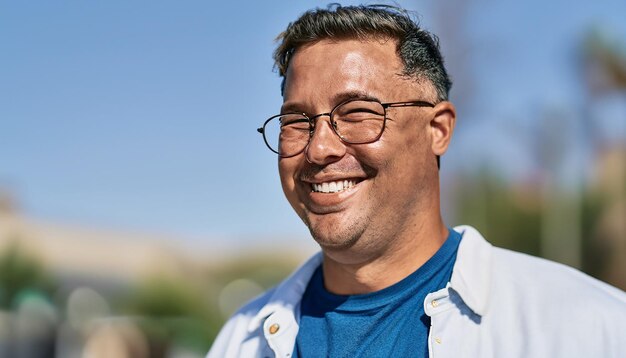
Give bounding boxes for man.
[209,4,626,357]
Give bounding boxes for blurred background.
[1,0,625,356]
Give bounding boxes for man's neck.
[320,218,449,295]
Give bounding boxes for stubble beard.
[305,210,371,252]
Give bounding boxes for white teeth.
[312,180,356,193]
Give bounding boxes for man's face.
[279,38,443,257]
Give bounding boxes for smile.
[311,180,357,193]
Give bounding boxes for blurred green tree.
[0,238,55,309]
[122,276,222,357]
[454,171,542,256]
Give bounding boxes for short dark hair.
[273,4,452,101]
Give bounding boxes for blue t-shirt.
[293,229,461,357]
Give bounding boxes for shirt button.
[431,300,439,308]
[435,337,442,344]
[268,323,280,335]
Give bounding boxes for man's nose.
[305,115,347,165]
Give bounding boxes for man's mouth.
[311,180,358,193]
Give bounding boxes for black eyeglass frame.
[257,99,435,158]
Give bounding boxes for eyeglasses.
[257,98,435,157]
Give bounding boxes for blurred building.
[0,202,206,299]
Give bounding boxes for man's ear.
[430,101,456,158]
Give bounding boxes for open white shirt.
[207,225,626,358]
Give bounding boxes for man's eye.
[338,111,384,122]
[280,115,309,128]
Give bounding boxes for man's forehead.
[285,40,404,92]
[291,38,401,66]
[282,39,433,106]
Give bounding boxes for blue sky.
[1,0,625,248]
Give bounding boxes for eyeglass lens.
[263,100,386,157]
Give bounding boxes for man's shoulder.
[448,226,626,355]
[454,225,626,317]
[491,246,626,306]
[489,246,626,354]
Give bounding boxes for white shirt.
[207,226,626,358]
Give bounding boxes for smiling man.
[208,4,626,358]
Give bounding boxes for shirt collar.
[247,225,493,331]
[449,225,494,316]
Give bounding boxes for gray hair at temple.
[273,4,452,102]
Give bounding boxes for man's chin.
[308,224,363,252]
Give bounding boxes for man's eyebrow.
[280,91,382,114]
[280,102,305,114]
[331,90,381,105]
